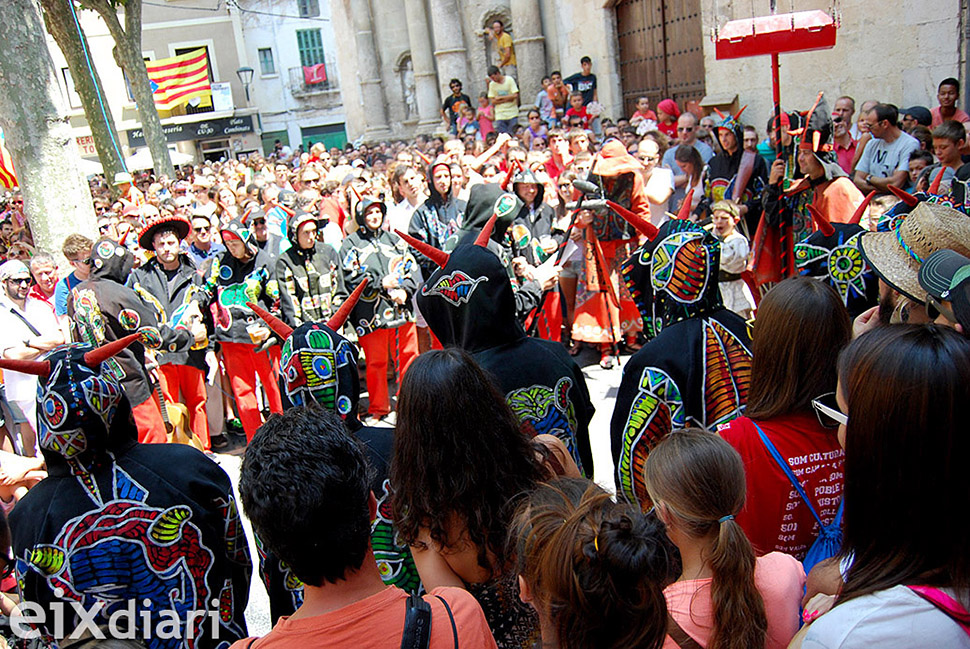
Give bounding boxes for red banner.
[303,63,327,85]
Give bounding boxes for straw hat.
[858,201,970,302]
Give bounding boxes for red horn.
[500,159,520,191]
[849,191,876,225]
[807,204,835,237]
[676,189,695,220]
[395,230,450,268]
[606,200,659,240]
[326,278,369,331]
[734,104,747,121]
[83,333,142,369]
[929,166,947,195]
[118,229,129,247]
[887,184,919,207]
[240,207,253,225]
[0,358,51,377]
[246,301,294,340]
[475,212,498,247]
[279,204,296,218]
[713,107,725,119]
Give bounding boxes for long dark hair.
[836,325,970,603]
[390,348,546,573]
[674,144,704,187]
[645,430,767,649]
[513,478,670,649]
[746,278,851,420]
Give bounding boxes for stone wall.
[701,0,963,132]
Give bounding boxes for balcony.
[288,61,339,101]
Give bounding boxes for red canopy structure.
[714,6,839,296]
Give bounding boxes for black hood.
[795,222,878,317]
[622,219,724,340]
[418,242,524,353]
[355,197,386,232]
[459,183,521,240]
[89,237,136,284]
[426,160,453,206]
[286,209,318,248]
[512,168,545,208]
[33,342,136,475]
[222,214,259,257]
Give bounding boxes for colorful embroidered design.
[279,325,355,413]
[703,318,751,428]
[372,479,421,593]
[421,270,488,306]
[507,378,583,472]
[649,231,712,304]
[138,326,163,350]
[118,309,141,331]
[73,288,107,345]
[618,367,685,509]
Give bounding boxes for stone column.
[429,0,471,98]
[510,0,547,119]
[403,0,442,133]
[350,0,392,140]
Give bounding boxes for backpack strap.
[401,592,433,649]
[434,595,459,649]
[908,586,970,637]
[752,421,827,529]
[666,613,704,649]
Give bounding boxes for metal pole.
[771,52,781,158]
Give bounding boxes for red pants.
[359,323,418,416]
[158,363,210,450]
[220,341,284,441]
[132,396,167,444]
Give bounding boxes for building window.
[297,0,320,18]
[258,48,276,76]
[296,29,326,67]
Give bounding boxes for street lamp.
[236,66,254,103]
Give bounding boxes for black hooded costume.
[7,339,252,649]
[275,209,346,328]
[247,286,420,623]
[611,219,753,509]
[408,159,466,279]
[68,236,195,408]
[406,219,595,475]
[705,111,768,232]
[509,168,561,266]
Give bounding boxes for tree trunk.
[41,0,127,188]
[0,0,98,261]
[87,0,175,178]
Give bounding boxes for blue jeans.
[495,118,518,134]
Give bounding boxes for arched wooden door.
[616,0,706,118]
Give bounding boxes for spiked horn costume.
[8,337,252,649]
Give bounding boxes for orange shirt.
[233,586,497,649]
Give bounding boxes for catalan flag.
[145,48,212,110]
[0,129,17,189]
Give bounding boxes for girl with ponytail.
[512,477,672,649]
[644,430,804,649]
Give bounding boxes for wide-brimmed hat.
[137,215,191,250]
[859,201,970,302]
[113,172,134,186]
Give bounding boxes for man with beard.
[277,210,345,329]
[858,200,970,329]
[196,214,283,441]
[0,260,64,455]
[129,216,215,450]
[68,236,207,443]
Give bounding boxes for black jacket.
[128,254,209,370]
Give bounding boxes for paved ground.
[211,343,631,635]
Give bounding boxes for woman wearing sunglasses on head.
[800,324,970,647]
[719,277,851,563]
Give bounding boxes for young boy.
[710,200,755,319]
[629,96,658,134]
[564,91,591,130]
[907,149,934,192]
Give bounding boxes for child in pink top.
[476,93,494,139]
[645,430,805,649]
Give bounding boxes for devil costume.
[611,218,753,510]
[705,110,768,233]
[246,283,420,623]
[7,337,252,649]
[409,159,466,279]
[402,216,595,475]
[276,209,346,328]
[68,236,196,443]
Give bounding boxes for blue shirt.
[54,272,83,317]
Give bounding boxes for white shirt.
[0,295,62,401]
[386,198,420,235]
[645,167,675,226]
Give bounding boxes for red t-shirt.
[565,106,590,129]
[658,120,678,139]
[719,413,844,560]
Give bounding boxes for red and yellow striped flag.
[0,130,17,189]
[145,48,212,110]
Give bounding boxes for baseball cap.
[901,106,932,127]
[918,249,970,300]
[0,260,31,281]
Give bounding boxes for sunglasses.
[193,226,211,233]
[5,277,29,285]
[812,392,848,429]
[252,218,266,225]
[677,126,694,132]
[72,258,93,266]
